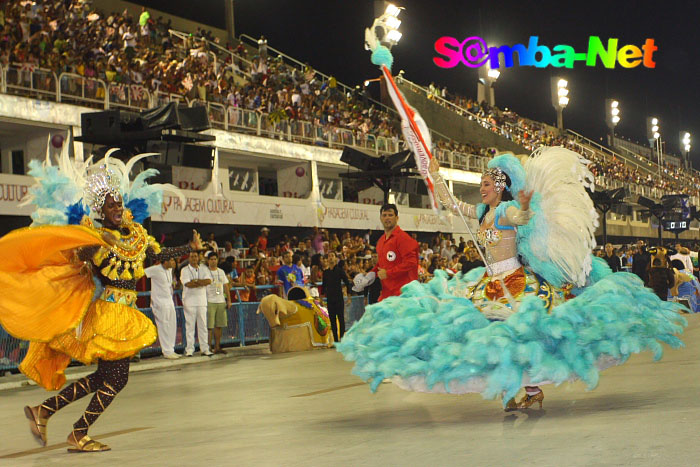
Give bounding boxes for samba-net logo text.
[433,36,657,69]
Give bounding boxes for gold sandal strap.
[39,403,55,416]
[76,379,91,393]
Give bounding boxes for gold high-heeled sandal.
[517,391,544,409]
[24,405,49,446]
[67,431,111,453]
[504,398,518,412]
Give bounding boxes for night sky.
[138,0,699,165]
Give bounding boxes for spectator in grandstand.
[206,232,218,252]
[440,239,456,260]
[297,254,310,283]
[462,248,485,274]
[144,258,180,359]
[256,227,269,253]
[276,251,304,297]
[648,258,675,301]
[180,251,213,357]
[220,241,237,260]
[312,227,325,255]
[236,267,257,302]
[322,251,352,343]
[605,243,622,272]
[232,228,248,249]
[204,252,230,355]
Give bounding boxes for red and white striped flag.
[379,65,440,213]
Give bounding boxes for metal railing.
[3,64,57,100]
[108,83,151,110]
[567,130,657,176]
[0,286,367,373]
[58,72,107,108]
[2,63,697,197]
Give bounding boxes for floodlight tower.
[646,117,662,179]
[551,77,569,131]
[477,62,500,107]
[605,99,621,145]
[370,2,403,49]
[680,131,691,169]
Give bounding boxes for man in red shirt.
[373,204,419,301]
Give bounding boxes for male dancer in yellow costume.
[0,166,202,452]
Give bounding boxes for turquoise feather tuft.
[371,45,394,70]
[487,154,526,198]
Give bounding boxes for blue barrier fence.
[0,285,367,372]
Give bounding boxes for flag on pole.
[379,65,440,214]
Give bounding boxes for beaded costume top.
[80,210,190,291]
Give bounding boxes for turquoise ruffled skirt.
[337,258,687,403]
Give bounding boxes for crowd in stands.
[155,228,508,306]
[158,226,700,311]
[421,82,700,197]
[2,1,699,198]
[0,0,402,148]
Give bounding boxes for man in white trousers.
[180,251,214,357]
[145,258,180,359]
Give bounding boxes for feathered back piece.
[517,147,599,287]
[23,143,184,226]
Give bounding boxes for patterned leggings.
[40,358,130,435]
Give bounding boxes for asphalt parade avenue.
[0,315,698,466]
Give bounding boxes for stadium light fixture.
[606,99,621,132]
[385,16,401,30]
[551,77,569,130]
[681,131,691,154]
[368,3,403,48]
[487,67,500,80]
[386,29,402,44]
[385,3,401,17]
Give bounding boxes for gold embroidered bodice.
[78,210,190,290]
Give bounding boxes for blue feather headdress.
[24,143,184,226]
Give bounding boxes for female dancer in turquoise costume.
[338,147,687,409]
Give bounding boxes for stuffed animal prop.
[257,287,333,353]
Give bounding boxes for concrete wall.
[92,0,229,43]
[397,83,528,155]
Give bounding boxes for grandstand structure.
[0,1,697,242]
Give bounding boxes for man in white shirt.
[145,258,180,359]
[204,252,231,354]
[180,251,213,356]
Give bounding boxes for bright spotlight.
[487,68,500,80]
[558,88,569,97]
[653,132,660,139]
[385,3,401,17]
[611,100,619,108]
[611,108,620,116]
[612,116,620,123]
[386,29,402,43]
[652,125,659,132]
[558,96,569,107]
[557,79,568,88]
[385,16,401,30]
[651,118,658,125]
